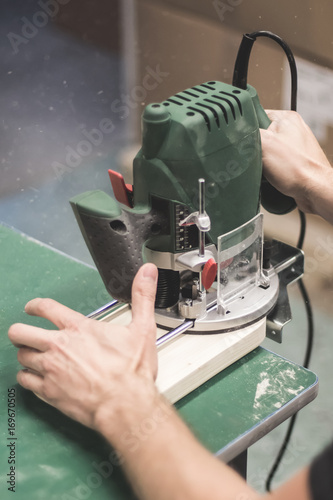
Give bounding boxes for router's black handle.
[71,191,167,301]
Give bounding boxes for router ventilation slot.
[166,98,183,106]
[192,86,207,94]
[176,94,191,102]
[164,84,243,131]
[197,102,220,128]
[212,95,236,120]
[201,83,216,91]
[219,91,243,115]
[204,98,228,124]
[183,90,199,98]
[187,106,211,131]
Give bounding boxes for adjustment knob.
[202,258,217,290]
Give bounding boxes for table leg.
[228,450,247,480]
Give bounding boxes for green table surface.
[0,225,318,500]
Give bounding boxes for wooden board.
[101,307,267,404]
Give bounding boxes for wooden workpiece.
[102,305,266,403]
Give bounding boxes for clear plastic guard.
[217,213,265,314]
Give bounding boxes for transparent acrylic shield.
[217,213,264,314]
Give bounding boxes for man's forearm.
[95,385,259,500]
[307,161,333,225]
[95,381,313,500]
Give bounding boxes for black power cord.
[233,31,297,110]
[232,31,314,492]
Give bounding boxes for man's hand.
[8,263,159,431]
[261,110,333,216]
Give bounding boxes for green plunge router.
[70,31,303,343]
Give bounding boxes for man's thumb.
[131,263,158,330]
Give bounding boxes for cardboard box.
[134,0,333,158]
[133,2,288,132]
[152,0,333,68]
[55,0,121,53]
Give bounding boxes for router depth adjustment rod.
[198,179,207,256]
[178,178,217,319]
[197,179,218,293]
[180,178,218,294]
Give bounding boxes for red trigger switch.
[202,258,217,290]
[108,170,134,208]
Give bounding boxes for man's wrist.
[93,378,170,453]
[304,159,333,218]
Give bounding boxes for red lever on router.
[108,170,133,208]
[202,258,218,290]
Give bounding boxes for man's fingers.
[17,369,44,395]
[131,264,158,334]
[17,347,44,374]
[25,298,85,330]
[8,323,51,351]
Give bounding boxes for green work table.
[0,224,318,500]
